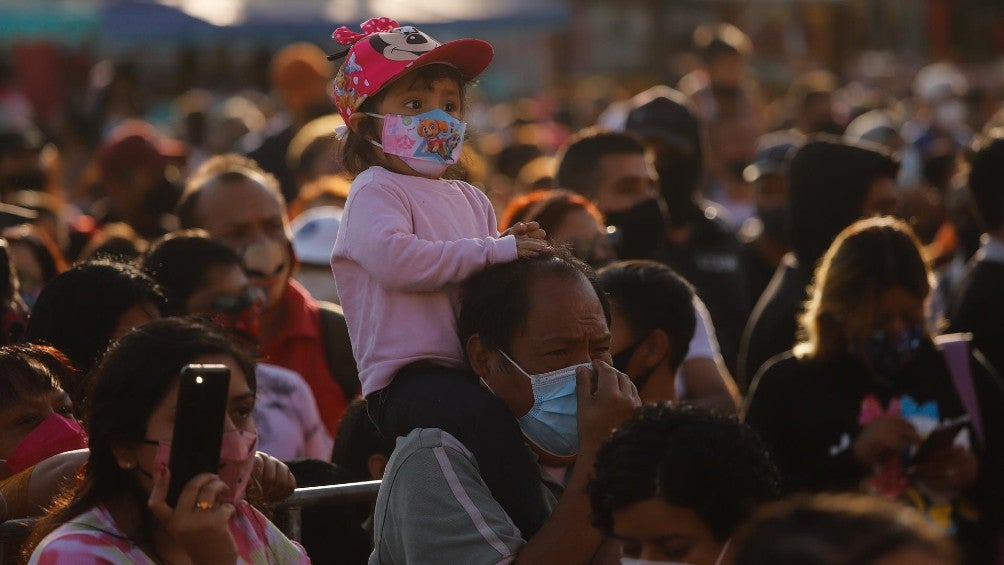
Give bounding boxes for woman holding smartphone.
[744,217,1004,563]
[24,318,309,563]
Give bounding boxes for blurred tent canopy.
[0,0,568,48]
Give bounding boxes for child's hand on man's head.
[515,235,549,258]
[502,221,547,241]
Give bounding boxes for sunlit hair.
[795,216,934,361]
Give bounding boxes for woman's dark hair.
[733,493,957,565]
[141,230,243,316]
[341,63,467,177]
[598,260,697,372]
[458,247,609,355]
[797,217,933,360]
[330,397,395,482]
[25,259,167,378]
[0,343,77,412]
[588,403,780,541]
[25,318,257,558]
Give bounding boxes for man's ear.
[348,111,369,135]
[466,334,495,382]
[643,329,672,369]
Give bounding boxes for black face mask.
[604,198,667,261]
[656,163,703,228]
[757,205,789,243]
[611,334,657,393]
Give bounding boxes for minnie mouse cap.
[330,17,493,123]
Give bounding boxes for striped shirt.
[370,428,559,564]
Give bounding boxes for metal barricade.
[274,480,381,542]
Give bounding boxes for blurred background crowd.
[0,0,1003,563]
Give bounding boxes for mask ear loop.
[363,113,386,149]
[497,350,531,379]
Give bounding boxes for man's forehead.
[518,274,608,337]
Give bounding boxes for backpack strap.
[934,332,985,447]
[316,300,361,399]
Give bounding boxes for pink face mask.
[144,429,259,503]
[1,413,89,474]
[367,108,466,176]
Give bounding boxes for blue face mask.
[857,326,925,379]
[498,350,590,458]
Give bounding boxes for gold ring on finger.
[195,500,212,511]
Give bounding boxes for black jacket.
[949,259,1004,379]
[745,340,1004,563]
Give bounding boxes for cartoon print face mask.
[366,109,466,176]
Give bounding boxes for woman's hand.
[148,469,238,565]
[911,445,978,492]
[253,451,296,502]
[852,415,920,467]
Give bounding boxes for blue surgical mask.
[499,350,589,458]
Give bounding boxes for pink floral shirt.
[29,501,310,564]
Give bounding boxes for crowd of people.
[0,13,1001,565]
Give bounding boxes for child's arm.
[340,187,524,292]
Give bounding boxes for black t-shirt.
[744,341,1004,562]
[655,214,748,373]
[949,259,1004,379]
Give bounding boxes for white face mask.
[498,350,589,458]
[620,539,730,565]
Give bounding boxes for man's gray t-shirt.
[370,428,560,564]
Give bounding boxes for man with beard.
[176,153,357,434]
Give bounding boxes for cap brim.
[409,38,493,82]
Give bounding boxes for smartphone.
[167,364,231,507]
[912,414,971,463]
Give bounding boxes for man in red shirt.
[176,153,357,435]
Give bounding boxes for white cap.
[291,206,343,266]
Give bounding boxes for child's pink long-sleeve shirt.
[330,166,517,396]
